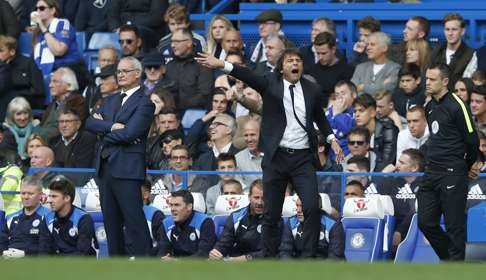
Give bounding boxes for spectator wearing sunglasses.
[341,126,377,172]
[142,52,166,96]
[118,23,143,60]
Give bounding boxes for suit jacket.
[86,88,155,180]
[228,65,333,168]
[351,60,401,95]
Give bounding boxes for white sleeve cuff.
[326,134,337,144]
[223,61,234,73]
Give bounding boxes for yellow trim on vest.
[452,93,474,133]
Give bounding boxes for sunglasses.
[119,39,134,45]
[348,141,365,146]
[35,5,49,11]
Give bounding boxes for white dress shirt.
[121,85,141,106]
[279,80,309,149]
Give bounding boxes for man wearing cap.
[88,64,121,112]
[143,52,166,96]
[250,9,283,64]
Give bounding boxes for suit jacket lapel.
[115,89,141,120]
[301,79,313,129]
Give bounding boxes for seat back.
[342,217,385,262]
[18,32,33,57]
[281,195,298,217]
[89,211,108,258]
[85,191,101,211]
[87,32,120,50]
[153,194,172,215]
[76,32,86,53]
[394,214,440,263]
[319,193,333,215]
[212,215,229,239]
[467,201,486,242]
[214,195,249,215]
[192,192,206,213]
[343,196,385,219]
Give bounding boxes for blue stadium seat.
[394,214,440,263]
[0,210,5,233]
[87,32,120,50]
[181,109,207,134]
[76,32,86,53]
[89,211,109,258]
[212,215,228,240]
[342,217,385,262]
[18,32,33,57]
[466,201,486,261]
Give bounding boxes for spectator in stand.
[353,93,399,171]
[165,28,214,112]
[91,64,120,112]
[279,196,345,259]
[3,97,47,159]
[142,52,166,96]
[375,90,404,130]
[156,144,195,193]
[250,9,283,64]
[470,85,486,135]
[0,124,17,154]
[345,155,380,195]
[389,16,430,65]
[209,179,265,260]
[108,0,168,51]
[39,175,97,256]
[57,0,80,26]
[235,119,263,188]
[156,190,216,259]
[472,70,486,86]
[206,15,233,60]
[30,146,56,188]
[0,0,20,38]
[40,67,86,142]
[454,77,474,104]
[254,34,292,76]
[75,0,110,41]
[186,88,231,159]
[147,87,176,139]
[325,80,357,156]
[352,16,381,66]
[155,129,184,171]
[48,108,96,168]
[351,32,400,96]
[300,17,336,70]
[220,29,245,60]
[157,4,206,64]
[0,175,50,257]
[0,35,45,116]
[205,154,246,215]
[118,24,143,59]
[21,133,47,171]
[392,63,426,119]
[404,38,431,76]
[31,0,89,90]
[344,180,365,200]
[307,32,354,107]
[342,126,377,172]
[215,51,246,89]
[396,105,429,163]
[430,13,477,89]
[83,46,119,113]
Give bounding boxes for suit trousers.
[262,148,320,258]
[97,158,152,256]
[417,171,468,260]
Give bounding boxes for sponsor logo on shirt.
[468,184,486,200]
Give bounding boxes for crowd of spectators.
[1,0,486,260]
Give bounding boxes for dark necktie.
[289,85,306,130]
[115,93,127,115]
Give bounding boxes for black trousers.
[417,171,468,260]
[262,148,320,258]
[97,159,151,257]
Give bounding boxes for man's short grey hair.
[21,175,43,192]
[371,31,391,48]
[56,67,79,91]
[119,56,143,72]
[218,113,236,136]
[312,17,336,35]
[99,45,119,58]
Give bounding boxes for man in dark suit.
[196,49,344,258]
[86,56,155,257]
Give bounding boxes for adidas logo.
[396,184,416,200]
[81,178,98,194]
[364,183,378,195]
[152,179,169,195]
[467,184,486,200]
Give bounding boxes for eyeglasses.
[348,141,365,146]
[118,39,134,45]
[116,69,138,75]
[210,121,228,127]
[171,156,189,161]
[35,6,49,11]
[58,119,79,124]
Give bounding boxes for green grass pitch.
[1,259,486,280]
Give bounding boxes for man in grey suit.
[351,32,400,96]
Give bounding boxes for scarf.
[7,122,33,159]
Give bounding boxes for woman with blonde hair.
[3,97,46,159]
[405,38,430,75]
[206,15,233,59]
[21,133,48,171]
